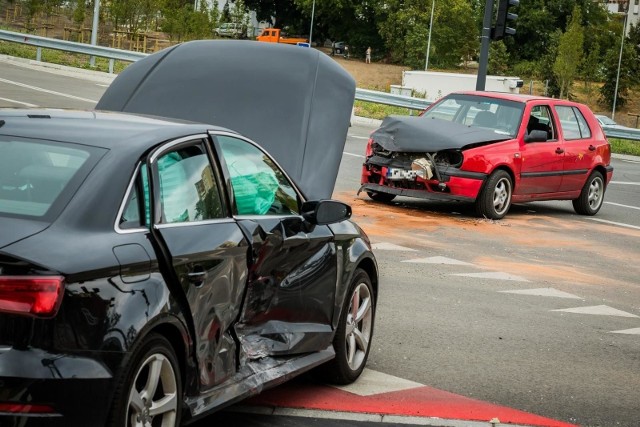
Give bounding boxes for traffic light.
[492,0,519,40]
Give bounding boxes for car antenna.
[0,120,5,128]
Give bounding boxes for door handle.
[589,145,596,151]
[555,147,564,154]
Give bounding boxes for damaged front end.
[359,139,482,202]
[359,115,510,203]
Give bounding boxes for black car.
[0,41,377,427]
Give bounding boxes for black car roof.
[0,109,236,154]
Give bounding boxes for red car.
[359,91,613,219]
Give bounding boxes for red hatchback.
[360,91,613,219]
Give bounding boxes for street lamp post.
[309,0,316,46]
[612,10,628,120]
[89,0,100,67]
[425,0,435,71]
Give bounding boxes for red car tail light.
[0,276,65,318]
[0,402,57,414]
[365,138,374,157]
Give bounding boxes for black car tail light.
[0,276,65,318]
[0,402,57,414]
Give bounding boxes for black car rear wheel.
[109,334,182,427]
[366,191,396,203]
[318,269,375,385]
[475,170,512,220]
[572,171,605,215]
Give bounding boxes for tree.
[539,29,561,97]
[599,40,637,110]
[376,0,477,69]
[489,40,510,75]
[553,6,583,98]
[243,0,303,30]
[580,39,600,96]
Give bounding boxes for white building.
[605,0,640,35]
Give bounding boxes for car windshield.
[422,94,525,138]
[0,137,103,221]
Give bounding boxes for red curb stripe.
[247,382,577,427]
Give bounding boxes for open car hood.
[96,40,356,200]
[371,115,510,152]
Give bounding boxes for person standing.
[366,46,371,64]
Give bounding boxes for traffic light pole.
[476,0,494,91]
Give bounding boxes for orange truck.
[256,28,308,45]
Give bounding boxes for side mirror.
[524,129,548,143]
[301,200,352,225]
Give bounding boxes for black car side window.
[157,143,224,223]
[216,136,299,216]
[120,165,150,229]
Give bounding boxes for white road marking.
[499,288,582,299]
[96,83,110,87]
[333,368,423,396]
[610,327,640,335]
[609,181,640,186]
[586,218,640,230]
[0,77,98,103]
[604,201,640,211]
[371,242,417,252]
[0,97,38,107]
[552,305,639,318]
[343,152,365,158]
[452,272,529,282]
[348,135,370,140]
[402,256,473,266]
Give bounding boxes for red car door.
[517,104,564,195]
[554,104,597,193]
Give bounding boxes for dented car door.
[211,133,338,359]
[148,136,248,391]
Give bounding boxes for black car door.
[210,133,338,360]
[147,135,248,391]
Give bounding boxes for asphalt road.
[1,59,639,427]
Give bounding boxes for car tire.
[108,334,182,427]
[572,171,605,215]
[366,191,396,203]
[475,169,512,220]
[318,269,375,385]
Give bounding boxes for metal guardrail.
[0,29,639,142]
[601,127,640,141]
[355,88,431,111]
[0,29,146,73]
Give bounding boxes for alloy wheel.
[127,353,178,427]
[345,282,373,371]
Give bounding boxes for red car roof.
[453,91,577,104]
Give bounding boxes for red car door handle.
[589,145,596,151]
[555,147,564,154]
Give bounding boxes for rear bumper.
[0,346,117,427]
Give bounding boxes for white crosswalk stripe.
[402,256,473,266]
[499,288,582,299]
[552,305,639,318]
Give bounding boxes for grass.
[0,40,130,73]
[609,138,640,156]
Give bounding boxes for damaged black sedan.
[0,41,377,427]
